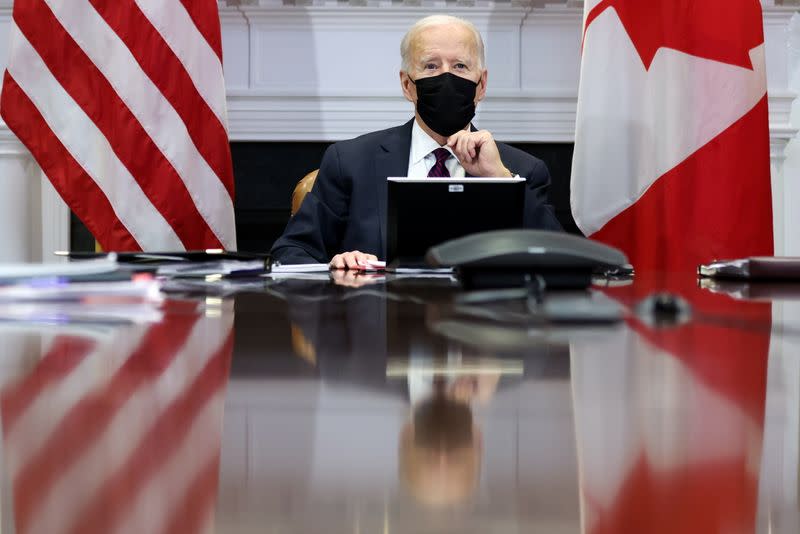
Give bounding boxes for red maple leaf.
[584,0,764,70]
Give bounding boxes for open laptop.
[386,177,526,270]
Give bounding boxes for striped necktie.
[427,148,451,177]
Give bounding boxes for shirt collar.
[410,118,453,166]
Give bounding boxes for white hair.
[400,15,485,73]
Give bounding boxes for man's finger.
[474,131,490,149]
[350,252,379,271]
[454,132,467,151]
[345,253,360,269]
[454,135,464,158]
[331,251,379,270]
[446,131,464,148]
[457,135,470,162]
[466,137,477,159]
[330,255,345,269]
[355,252,375,267]
[450,143,461,163]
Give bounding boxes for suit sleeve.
[523,158,563,231]
[270,144,350,264]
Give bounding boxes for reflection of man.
[398,373,500,507]
[271,14,562,268]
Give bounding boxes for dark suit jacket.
[271,119,562,264]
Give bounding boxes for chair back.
[291,169,319,216]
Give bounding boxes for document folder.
[698,256,800,280]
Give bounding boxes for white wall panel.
[220,9,251,91]
[521,7,582,92]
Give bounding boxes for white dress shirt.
[406,119,466,178]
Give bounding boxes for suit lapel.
[375,119,414,256]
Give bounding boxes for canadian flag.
[571,0,774,272]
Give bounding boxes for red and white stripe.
[0,0,236,251]
[1,306,234,534]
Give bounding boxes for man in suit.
[271,14,562,267]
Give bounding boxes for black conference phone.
[425,229,629,290]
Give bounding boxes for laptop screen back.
[386,177,526,268]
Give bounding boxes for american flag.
[0,0,236,251]
[0,302,234,534]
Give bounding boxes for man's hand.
[329,250,378,270]
[447,130,512,178]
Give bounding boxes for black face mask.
[412,72,478,137]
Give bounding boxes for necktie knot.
[432,148,450,165]
[428,148,451,177]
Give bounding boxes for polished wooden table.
[0,271,797,533]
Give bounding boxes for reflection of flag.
[0,305,234,534]
[0,1,236,251]
[572,337,767,534]
[571,277,770,534]
[571,0,773,271]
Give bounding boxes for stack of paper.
[0,256,119,283]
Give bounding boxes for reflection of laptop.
[386,177,526,270]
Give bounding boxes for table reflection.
[398,359,508,507]
[0,300,233,534]
[0,272,796,533]
[572,329,766,534]
[573,272,773,534]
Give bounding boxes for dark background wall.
[232,141,579,252]
[71,142,579,252]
